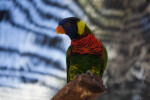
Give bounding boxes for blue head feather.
[59,17,80,39]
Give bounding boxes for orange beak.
[56,25,65,35]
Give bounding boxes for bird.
[56,17,108,83]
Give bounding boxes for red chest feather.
[71,34,103,55]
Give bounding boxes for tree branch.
[51,73,107,100]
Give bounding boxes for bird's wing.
[66,46,71,83]
[101,44,108,77]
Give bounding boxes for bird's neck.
[73,25,91,40]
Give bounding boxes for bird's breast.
[71,34,103,55]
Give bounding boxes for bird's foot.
[73,73,79,80]
[86,70,93,76]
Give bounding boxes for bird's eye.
[65,22,70,27]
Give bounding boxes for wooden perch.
[51,73,107,100]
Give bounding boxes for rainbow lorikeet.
[56,17,108,83]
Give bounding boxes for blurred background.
[0,0,150,100]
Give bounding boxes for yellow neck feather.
[77,20,85,36]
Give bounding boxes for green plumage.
[66,44,108,83]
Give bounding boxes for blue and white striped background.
[0,0,85,100]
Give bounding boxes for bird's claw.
[73,73,79,80]
[86,70,93,76]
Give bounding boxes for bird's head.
[56,17,90,39]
